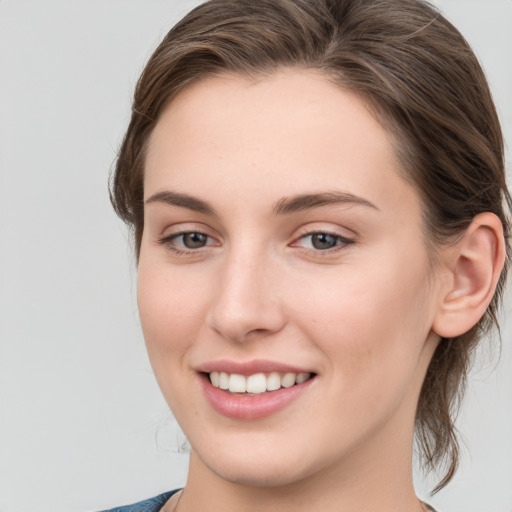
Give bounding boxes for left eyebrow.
[144,190,215,215]
[273,191,379,215]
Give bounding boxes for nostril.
[206,267,287,342]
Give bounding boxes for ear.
[432,212,506,338]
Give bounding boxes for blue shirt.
[98,489,439,512]
[98,489,179,512]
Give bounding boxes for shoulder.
[97,489,180,512]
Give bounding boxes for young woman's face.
[138,70,442,487]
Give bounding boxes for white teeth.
[296,372,309,384]
[247,373,267,393]
[266,372,281,391]
[209,371,312,394]
[281,373,296,388]
[219,372,229,390]
[210,371,220,387]
[228,373,247,393]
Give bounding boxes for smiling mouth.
[207,371,314,395]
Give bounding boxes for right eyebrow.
[272,191,379,215]
[144,190,215,215]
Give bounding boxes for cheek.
[137,262,207,362]
[292,251,433,397]
[137,261,213,421]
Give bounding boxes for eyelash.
[158,231,215,255]
[157,230,355,256]
[292,231,355,253]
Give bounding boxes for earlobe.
[432,213,506,339]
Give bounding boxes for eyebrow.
[145,190,215,215]
[144,190,378,215]
[272,191,379,215]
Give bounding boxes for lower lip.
[201,375,314,420]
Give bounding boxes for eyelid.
[157,223,221,254]
[155,222,355,256]
[166,231,215,245]
[290,226,356,253]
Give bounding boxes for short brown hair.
[111,0,511,491]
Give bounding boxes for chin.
[190,433,336,489]
[203,455,311,488]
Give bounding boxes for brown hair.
[111,0,511,492]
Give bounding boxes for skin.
[138,70,447,512]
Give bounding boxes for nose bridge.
[208,243,284,342]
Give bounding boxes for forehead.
[144,69,419,219]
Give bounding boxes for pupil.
[183,232,207,248]
[312,233,337,250]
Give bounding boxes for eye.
[175,232,209,249]
[294,231,354,251]
[158,230,217,254]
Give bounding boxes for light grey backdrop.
[0,1,510,511]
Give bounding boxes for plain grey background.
[0,1,510,511]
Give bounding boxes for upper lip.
[197,359,315,376]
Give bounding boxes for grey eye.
[180,232,208,248]
[310,233,339,250]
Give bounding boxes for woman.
[104,0,511,510]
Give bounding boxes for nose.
[207,249,286,343]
